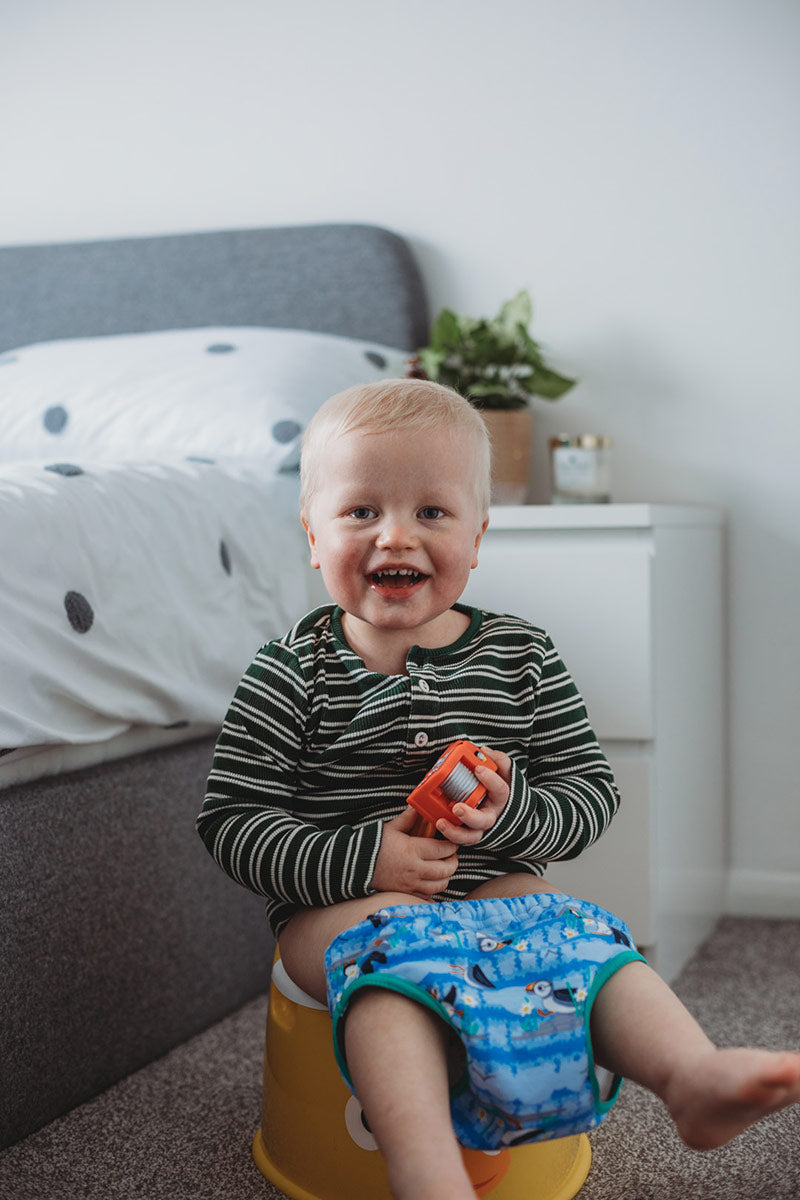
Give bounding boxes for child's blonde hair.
[300,378,492,519]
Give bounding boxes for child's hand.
[371,805,459,898]
[436,747,512,846]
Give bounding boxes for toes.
[753,1053,800,1100]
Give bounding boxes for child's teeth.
[374,568,421,583]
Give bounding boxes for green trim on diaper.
[584,949,649,1114]
[330,973,457,1090]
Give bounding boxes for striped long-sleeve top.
[197,603,620,936]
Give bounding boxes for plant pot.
[480,408,532,505]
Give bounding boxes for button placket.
[408,667,440,754]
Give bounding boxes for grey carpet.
[2,918,798,1200]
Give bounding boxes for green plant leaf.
[417,347,444,379]
[497,290,532,336]
[428,308,461,351]
[469,382,511,397]
[468,391,528,411]
[417,288,577,405]
[529,364,577,400]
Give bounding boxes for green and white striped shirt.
[197,603,619,936]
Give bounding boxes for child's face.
[302,423,488,648]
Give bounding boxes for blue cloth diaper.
[324,891,645,1147]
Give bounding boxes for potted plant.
[410,291,576,503]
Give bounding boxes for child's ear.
[301,515,321,570]
[471,515,490,569]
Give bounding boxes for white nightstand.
[462,503,725,982]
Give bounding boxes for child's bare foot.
[665,1047,800,1150]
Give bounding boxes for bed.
[0,223,429,1148]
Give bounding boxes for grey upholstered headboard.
[0,223,429,353]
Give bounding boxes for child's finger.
[435,820,483,846]
[422,853,458,878]
[414,856,458,893]
[387,805,422,832]
[479,746,512,784]
[418,838,459,860]
[475,763,509,804]
[451,801,493,829]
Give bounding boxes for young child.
[198,379,800,1200]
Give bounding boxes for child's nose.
[375,517,419,549]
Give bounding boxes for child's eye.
[349,506,376,520]
[418,506,445,520]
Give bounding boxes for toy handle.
[409,813,437,838]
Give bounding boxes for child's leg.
[465,871,562,901]
[280,896,476,1199]
[467,873,800,1149]
[590,958,800,1149]
[344,988,475,1200]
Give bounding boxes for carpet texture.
[2,917,798,1199]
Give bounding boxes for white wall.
[4,0,799,913]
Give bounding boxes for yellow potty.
[252,956,592,1200]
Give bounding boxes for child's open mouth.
[369,569,427,590]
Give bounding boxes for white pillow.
[0,326,410,468]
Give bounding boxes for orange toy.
[406,740,498,837]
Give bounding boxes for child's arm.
[197,640,458,912]
[436,635,620,864]
[198,643,382,912]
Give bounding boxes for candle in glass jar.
[549,435,612,504]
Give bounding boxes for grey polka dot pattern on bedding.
[271,419,303,444]
[45,463,84,476]
[64,591,94,634]
[43,405,69,433]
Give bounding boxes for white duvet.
[0,457,310,763]
[0,323,409,785]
